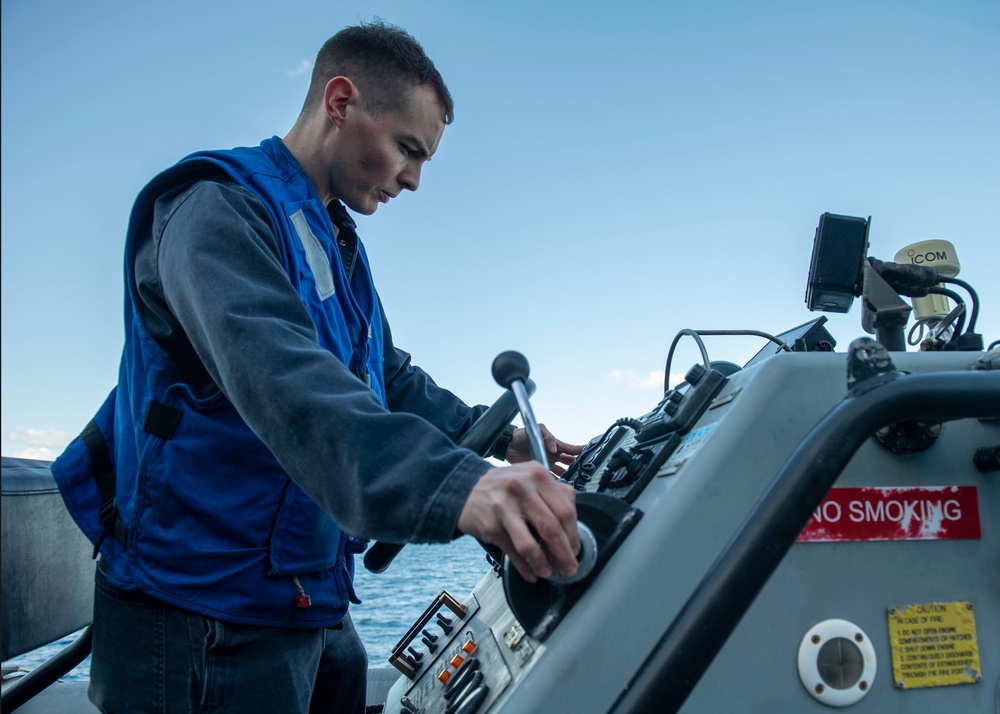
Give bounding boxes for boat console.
[371,217,1000,713]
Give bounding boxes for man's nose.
[399,163,421,192]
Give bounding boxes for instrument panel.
[381,348,1000,714]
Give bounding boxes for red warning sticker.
[797,486,980,542]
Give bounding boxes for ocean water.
[3,537,493,682]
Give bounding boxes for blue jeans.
[89,566,367,713]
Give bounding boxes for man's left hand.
[505,424,583,477]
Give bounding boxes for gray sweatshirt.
[132,176,494,546]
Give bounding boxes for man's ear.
[324,76,356,128]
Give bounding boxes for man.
[52,20,582,713]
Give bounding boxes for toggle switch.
[437,612,455,634]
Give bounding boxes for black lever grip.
[492,350,530,389]
[363,542,404,574]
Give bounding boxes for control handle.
[492,351,547,465]
[492,350,597,583]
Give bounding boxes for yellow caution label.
[887,601,981,689]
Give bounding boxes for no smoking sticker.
[887,601,981,689]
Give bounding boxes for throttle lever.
[492,351,547,465]
[492,350,597,584]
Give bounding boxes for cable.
[663,329,794,392]
[664,329,711,392]
[907,317,938,346]
[942,277,980,333]
[694,329,793,350]
[927,286,967,338]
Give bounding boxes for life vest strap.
[81,400,182,557]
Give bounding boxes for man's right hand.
[457,463,580,583]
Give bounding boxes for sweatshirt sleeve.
[145,179,491,543]
[380,299,490,439]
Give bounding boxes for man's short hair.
[304,20,454,125]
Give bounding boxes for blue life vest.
[53,137,385,627]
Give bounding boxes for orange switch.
[450,653,464,669]
[461,639,477,654]
[437,669,451,685]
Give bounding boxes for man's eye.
[400,144,417,157]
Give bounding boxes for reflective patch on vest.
[289,209,335,300]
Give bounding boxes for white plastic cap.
[893,239,960,277]
[893,240,961,319]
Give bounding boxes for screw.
[855,633,864,643]
[888,608,896,616]
[811,634,821,645]
[967,602,974,610]
[859,681,868,692]
[896,680,905,689]
[815,684,825,695]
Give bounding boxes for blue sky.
[2,0,998,459]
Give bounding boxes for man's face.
[330,83,445,215]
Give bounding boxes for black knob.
[437,613,454,634]
[974,445,1000,472]
[685,364,707,385]
[492,351,530,389]
[608,450,631,470]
